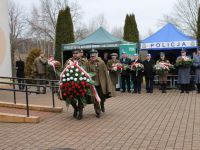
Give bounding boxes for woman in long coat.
[193,49,200,93]
[176,49,191,93]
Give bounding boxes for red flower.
[63,93,66,96]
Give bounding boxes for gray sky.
[17,0,177,39]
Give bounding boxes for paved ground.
[0,88,200,150]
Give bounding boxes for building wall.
[0,0,12,77]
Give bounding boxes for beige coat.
[107,59,120,85]
[87,57,114,98]
[33,57,47,74]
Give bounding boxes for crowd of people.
[15,48,200,120]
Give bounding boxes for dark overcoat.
[193,55,200,84]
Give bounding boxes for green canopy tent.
[63,27,127,50]
[62,27,136,63]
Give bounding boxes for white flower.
[71,66,75,69]
[83,77,87,80]
[86,79,90,82]
[67,78,70,81]
[70,77,74,80]
[79,77,83,81]
[81,72,85,75]
[62,74,65,78]
[70,70,73,73]
[66,69,69,72]
[75,68,79,72]
[74,78,77,81]
[66,73,70,76]
[75,73,78,77]
[62,79,66,82]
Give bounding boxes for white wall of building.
[0,0,12,77]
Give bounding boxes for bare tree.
[8,0,27,75]
[87,14,109,34]
[28,0,82,54]
[159,0,199,37]
[111,26,123,39]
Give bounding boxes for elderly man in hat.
[143,53,155,93]
[107,53,120,96]
[87,49,113,118]
[130,53,143,94]
[64,49,88,120]
[120,52,131,93]
[193,48,200,93]
[33,51,48,93]
[156,52,170,93]
[176,49,191,93]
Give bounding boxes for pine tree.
[54,6,75,62]
[123,14,139,43]
[131,14,139,43]
[197,7,200,46]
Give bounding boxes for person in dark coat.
[176,49,191,93]
[143,53,155,93]
[193,49,200,93]
[16,56,25,90]
[130,53,143,94]
[120,52,131,93]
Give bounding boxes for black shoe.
[150,91,153,93]
[101,102,105,113]
[186,91,189,94]
[197,91,200,94]
[77,108,83,120]
[73,109,78,118]
[121,91,125,93]
[180,90,184,93]
[96,112,101,118]
[146,90,150,93]
[138,91,141,94]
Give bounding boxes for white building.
[0,0,12,77]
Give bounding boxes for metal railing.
[0,76,59,117]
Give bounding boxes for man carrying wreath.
[87,49,114,118]
[64,49,88,120]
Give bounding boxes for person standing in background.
[120,52,131,93]
[107,53,120,97]
[193,48,200,93]
[16,56,25,90]
[33,51,48,93]
[143,53,155,93]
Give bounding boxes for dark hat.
[110,53,118,56]
[72,49,80,54]
[89,49,98,54]
[181,48,187,53]
[160,52,165,57]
